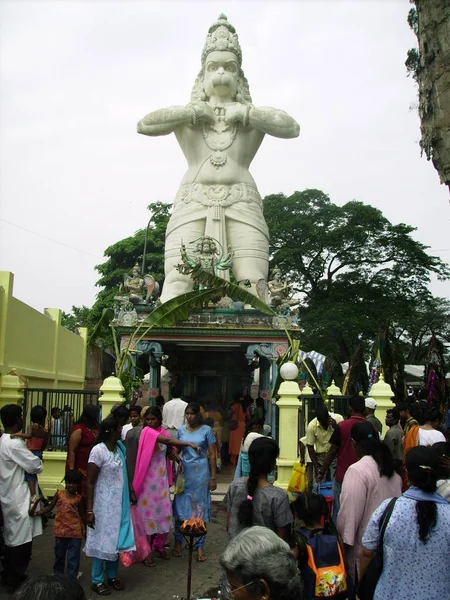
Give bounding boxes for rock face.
[415,0,450,190]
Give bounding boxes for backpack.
[295,528,350,599]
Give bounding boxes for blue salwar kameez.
[173,425,215,549]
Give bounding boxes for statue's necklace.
[202,107,238,169]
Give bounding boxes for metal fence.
[23,388,100,450]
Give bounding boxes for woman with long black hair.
[172,402,216,562]
[225,437,292,543]
[66,404,100,495]
[361,446,450,599]
[337,420,402,579]
[85,416,134,596]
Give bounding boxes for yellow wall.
[0,272,87,389]
[0,272,89,496]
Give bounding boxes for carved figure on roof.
[268,266,289,305]
[177,235,233,290]
[115,263,160,305]
[137,14,300,303]
[124,263,145,303]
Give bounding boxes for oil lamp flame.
[180,515,207,536]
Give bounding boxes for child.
[292,492,352,600]
[31,469,86,580]
[12,405,48,502]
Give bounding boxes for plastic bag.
[287,461,309,493]
[119,505,150,567]
[174,471,185,495]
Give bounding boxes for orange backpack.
[296,528,349,599]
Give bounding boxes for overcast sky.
[1,0,449,314]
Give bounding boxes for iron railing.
[23,388,100,450]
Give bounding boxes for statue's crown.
[201,14,242,66]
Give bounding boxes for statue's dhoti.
[162,182,270,301]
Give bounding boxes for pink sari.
[133,426,173,551]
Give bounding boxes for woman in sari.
[85,416,135,596]
[173,402,217,562]
[228,394,249,466]
[403,406,446,459]
[133,407,201,566]
[67,404,100,495]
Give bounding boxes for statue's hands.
[224,103,248,126]
[190,102,215,125]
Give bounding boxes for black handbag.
[356,497,397,600]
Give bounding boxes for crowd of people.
[0,387,449,599]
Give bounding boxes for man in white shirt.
[0,404,43,592]
[162,385,187,438]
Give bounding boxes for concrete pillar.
[370,373,394,437]
[326,380,342,412]
[0,371,24,426]
[99,375,125,420]
[275,362,300,490]
[148,361,161,406]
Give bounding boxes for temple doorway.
[195,374,224,406]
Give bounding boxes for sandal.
[107,578,125,591]
[197,551,207,562]
[156,549,170,560]
[142,557,156,567]
[91,583,111,596]
[172,549,182,558]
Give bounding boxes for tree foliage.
[88,202,170,346]
[61,305,91,332]
[264,190,450,363]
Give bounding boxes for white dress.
[0,435,43,546]
[85,443,125,561]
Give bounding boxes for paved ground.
[0,504,226,600]
[0,467,235,600]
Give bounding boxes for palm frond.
[191,269,275,316]
[87,308,114,346]
[141,288,231,328]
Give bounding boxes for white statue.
[137,14,299,302]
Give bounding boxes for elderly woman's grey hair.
[220,526,303,600]
[13,575,85,600]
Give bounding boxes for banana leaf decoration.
[87,307,115,347]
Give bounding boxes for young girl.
[12,405,48,502]
[31,469,86,580]
[225,436,293,542]
[293,493,351,600]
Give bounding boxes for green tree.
[393,295,450,363]
[90,202,170,345]
[264,190,450,363]
[61,305,92,332]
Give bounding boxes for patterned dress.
[85,443,125,562]
[136,438,172,536]
[362,494,450,600]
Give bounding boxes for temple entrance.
[195,374,224,406]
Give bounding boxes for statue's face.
[204,50,239,100]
